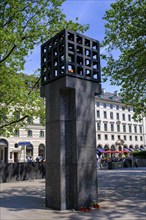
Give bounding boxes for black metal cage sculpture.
[41,29,101,85]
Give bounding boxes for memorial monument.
[40,29,101,210]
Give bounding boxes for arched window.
[135,145,139,149]
[129,145,133,149]
[118,146,122,151]
[104,145,109,151]
[111,145,115,151]
[0,139,8,163]
[38,144,45,158]
[26,144,33,157]
[97,144,103,148]
[123,144,128,148]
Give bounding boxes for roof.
[95,91,122,103]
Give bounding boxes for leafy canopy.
[0,0,88,136]
[101,0,146,120]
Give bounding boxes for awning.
[129,148,135,151]
[103,150,129,154]
[97,148,105,153]
[18,141,30,146]
[123,148,130,152]
[97,149,130,154]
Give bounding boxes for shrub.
[132,151,146,159]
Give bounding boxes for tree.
[0,0,88,136]
[101,0,146,120]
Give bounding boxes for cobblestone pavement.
[0,168,146,220]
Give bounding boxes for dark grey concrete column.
[44,76,100,210]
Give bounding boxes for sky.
[24,0,120,93]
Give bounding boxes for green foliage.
[0,0,88,136]
[101,0,146,120]
[132,151,146,159]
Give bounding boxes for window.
[103,103,106,108]
[26,144,33,156]
[111,135,114,140]
[14,111,20,120]
[129,136,132,141]
[122,114,125,121]
[105,134,108,140]
[110,104,113,109]
[98,134,101,140]
[110,112,113,119]
[140,136,143,141]
[139,126,142,133]
[128,107,131,112]
[104,123,107,131]
[10,152,12,159]
[135,136,138,141]
[129,125,132,133]
[128,115,131,121]
[117,135,120,140]
[116,105,119,110]
[104,111,107,119]
[97,122,100,131]
[40,130,44,137]
[14,129,19,136]
[0,113,7,124]
[96,102,100,107]
[124,135,127,141]
[117,124,120,132]
[97,110,100,118]
[27,130,32,137]
[38,144,45,158]
[111,124,114,131]
[27,116,33,124]
[123,124,126,132]
[116,113,119,120]
[40,116,44,125]
[122,106,125,111]
[134,125,137,133]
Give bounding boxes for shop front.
[0,139,8,163]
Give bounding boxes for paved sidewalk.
[0,168,146,220]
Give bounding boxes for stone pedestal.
[43,76,100,210]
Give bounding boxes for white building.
[0,117,45,163]
[95,90,146,151]
[0,90,145,163]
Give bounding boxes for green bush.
[132,151,146,159]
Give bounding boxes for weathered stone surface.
[45,76,100,210]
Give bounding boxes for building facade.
[0,90,145,163]
[95,90,146,151]
[0,117,45,163]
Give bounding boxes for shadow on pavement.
[0,169,146,220]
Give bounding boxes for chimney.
[102,88,106,94]
[114,90,118,96]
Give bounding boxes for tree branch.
[2,5,29,28]
[0,44,16,63]
[0,115,28,129]
[0,35,30,64]
[28,76,41,95]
